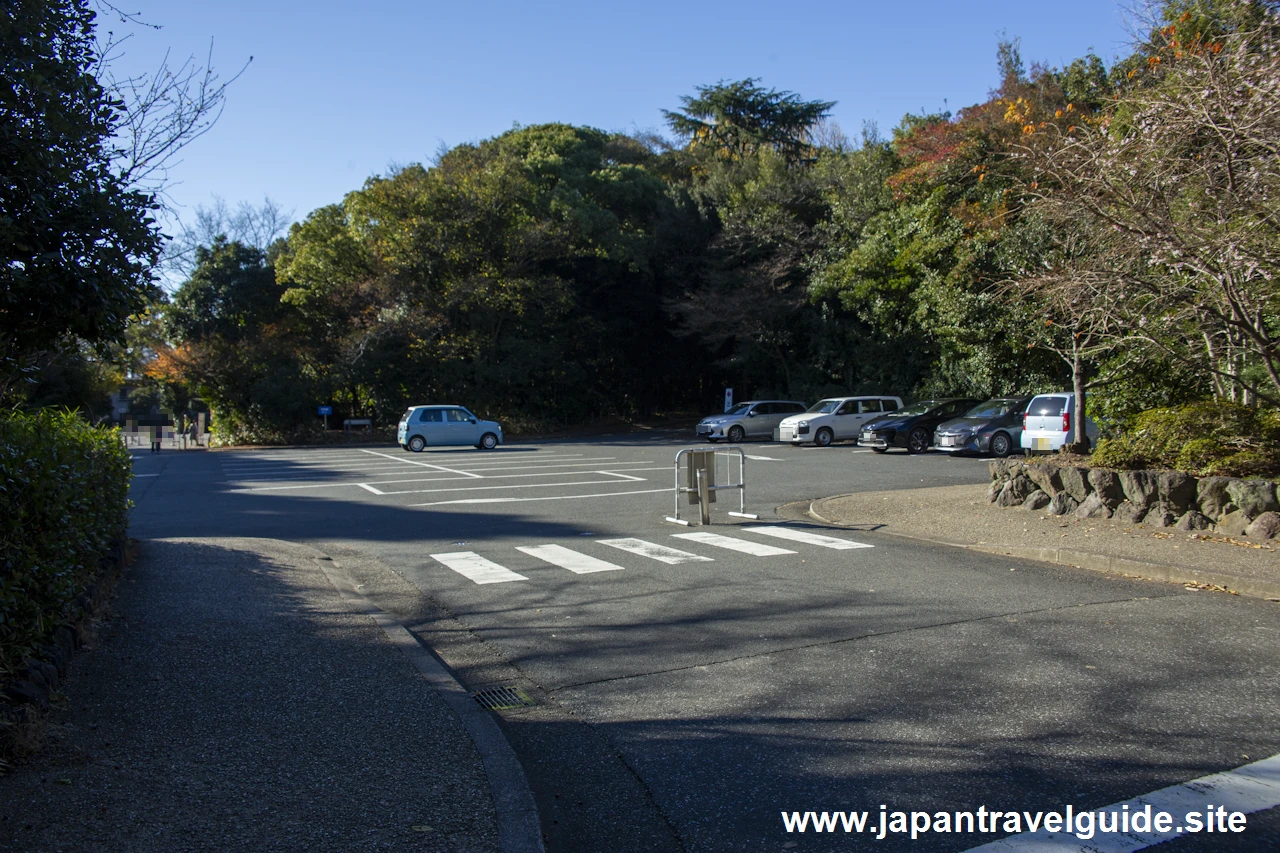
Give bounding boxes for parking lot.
[126,436,1280,853]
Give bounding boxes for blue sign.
[317,405,333,416]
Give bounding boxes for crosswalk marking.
[671,531,795,556]
[516,545,624,574]
[430,552,528,584]
[597,538,713,565]
[741,526,873,550]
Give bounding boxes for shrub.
[0,410,131,676]
[1089,402,1280,477]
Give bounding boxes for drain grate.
[472,686,535,711]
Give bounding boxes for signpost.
[318,405,332,430]
[723,388,733,413]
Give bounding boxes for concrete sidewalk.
[0,538,516,853]
[805,484,1280,601]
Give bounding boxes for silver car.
[398,405,503,451]
[695,400,807,443]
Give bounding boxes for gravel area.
[810,484,1280,597]
[0,537,499,853]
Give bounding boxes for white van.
[1020,393,1098,453]
[778,396,904,447]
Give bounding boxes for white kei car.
[398,405,503,451]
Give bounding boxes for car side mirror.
[747,412,756,417]
[469,418,477,424]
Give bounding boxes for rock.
[1175,510,1212,531]
[1022,490,1051,511]
[40,643,70,678]
[1119,470,1158,509]
[1026,463,1063,497]
[996,475,1036,507]
[53,624,78,653]
[1113,502,1147,524]
[989,459,1024,482]
[1226,479,1279,519]
[1156,471,1197,513]
[1245,511,1280,540]
[1075,493,1114,519]
[1145,502,1177,528]
[1216,510,1252,538]
[1087,469,1124,506]
[1196,477,1237,521]
[1058,467,1092,501]
[1048,492,1079,516]
[2,680,49,711]
[987,480,1003,503]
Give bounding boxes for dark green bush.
[0,410,130,675]
[1090,402,1280,477]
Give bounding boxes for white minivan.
[1020,393,1098,453]
[778,396,904,447]
[398,405,504,451]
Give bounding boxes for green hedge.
[1090,402,1280,477]
[0,410,131,676]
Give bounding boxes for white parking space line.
[744,455,779,461]
[430,552,527,585]
[356,483,384,495]
[596,470,647,481]
[672,532,796,556]
[358,449,483,478]
[382,478,646,497]
[964,752,1280,852]
[516,545,624,574]
[742,526,874,550]
[412,488,669,506]
[597,538,713,565]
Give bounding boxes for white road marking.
[430,552,527,584]
[358,448,483,478]
[516,545,624,574]
[597,538,713,565]
[741,526,873,550]
[596,470,646,481]
[744,455,779,461]
[382,478,640,497]
[411,488,669,506]
[964,752,1280,852]
[672,532,795,556]
[356,483,384,495]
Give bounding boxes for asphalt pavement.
[5,435,1278,852]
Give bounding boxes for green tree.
[663,78,835,165]
[0,0,162,364]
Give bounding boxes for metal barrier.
[666,447,759,526]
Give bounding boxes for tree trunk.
[1069,349,1091,454]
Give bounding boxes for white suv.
[1020,393,1098,453]
[778,396,904,447]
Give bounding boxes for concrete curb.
[311,552,544,853]
[807,495,1280,602]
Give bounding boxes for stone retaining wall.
[987,460,1280,540]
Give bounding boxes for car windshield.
[891,401,939,417]
[807,399,842,414]
[963,399,1021,419]
[723,403,752,416]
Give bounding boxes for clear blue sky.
[106,1,1138,236]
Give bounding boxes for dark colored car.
[857,398,983,454]
[931,397,1033,458]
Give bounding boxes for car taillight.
[1062,412,1070,432]
[1023,413,1028,430]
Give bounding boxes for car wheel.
[814,427,834,447]
[990,432,1013,458]
[408,435,426,453]
[907,427,931,453]
[478,432,498,450]
[727,425,745,443]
